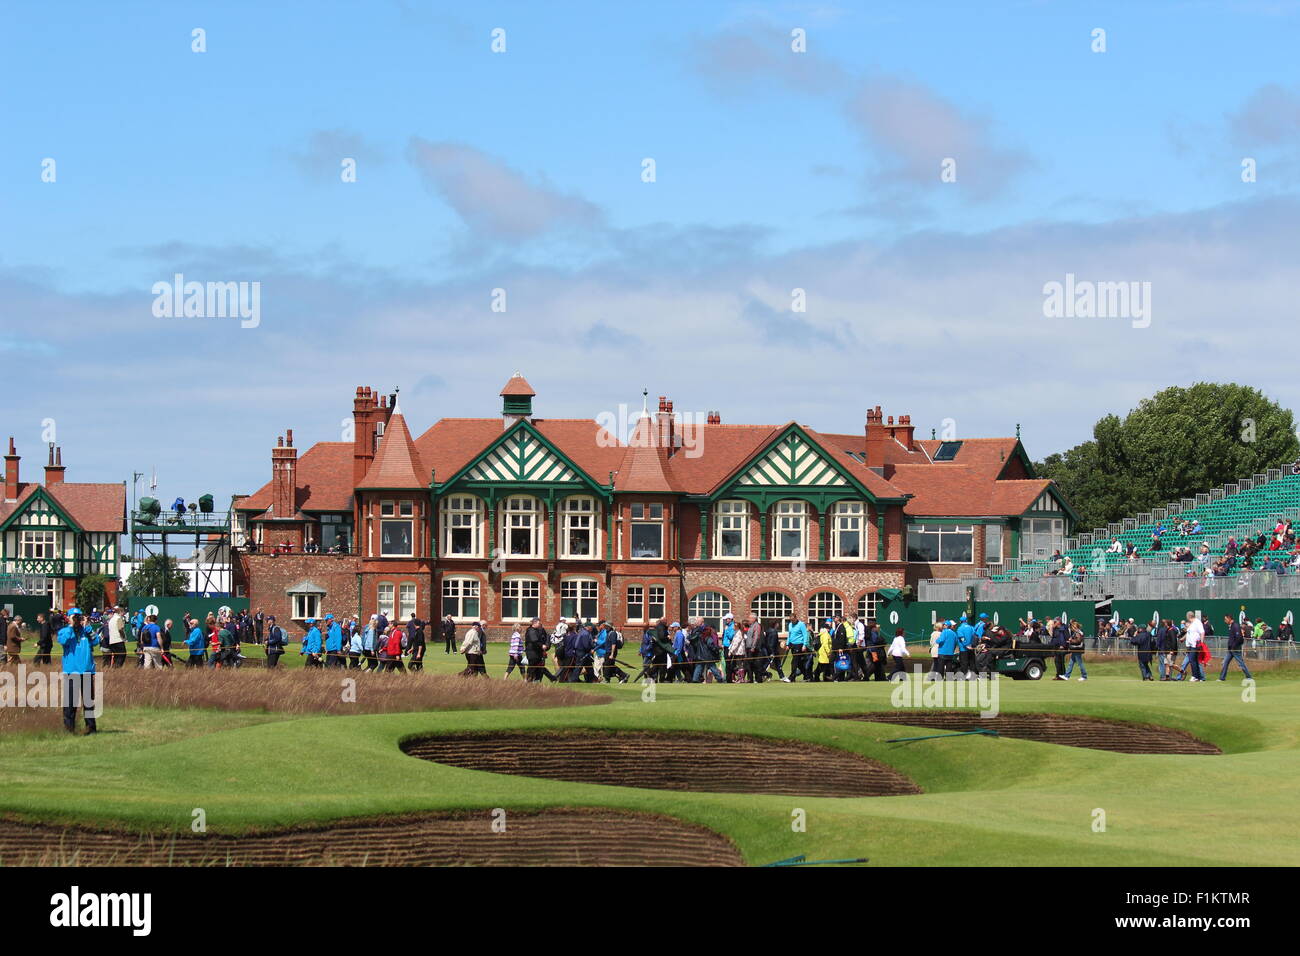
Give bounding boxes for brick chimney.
[272,430,298,518]
[4,437,18,502]
[353,386,379,485]
[44,444,65,485]
[655,396,677,454]
[707,410,721,425]
[894,414,916,452]
[864,405,887,468]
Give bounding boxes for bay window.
[772,500,806,559]
[714,500,748,557]
[831,501,864,558]
[441,496,484,557]
[560,496,597,558]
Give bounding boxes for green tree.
[1036,384,1300,531]
[74,573,110,611]
[122,554,189,600]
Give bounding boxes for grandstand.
[922,463,1300,604]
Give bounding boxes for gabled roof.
[415,418,624,489]
[0,482,125,533]
[913,437,1032,479]
[358,408,427,490]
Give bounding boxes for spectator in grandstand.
[1218,615,1254,682]
[1129,622,1156,680]
[1279,618,1295,643]
[1048,549,1066,574]
[1107,536,1124,553]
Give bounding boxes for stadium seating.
[997,467,1300,581]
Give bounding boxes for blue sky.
[2,0,1299,506]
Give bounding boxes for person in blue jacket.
[324,613,344,668]
[185,622,206,667]
[58,608,99,734]
[937,620,959,678]
[783,613,811,682]
[301,618,323,667]
[955,616,976,679]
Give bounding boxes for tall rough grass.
[0,667,603,736]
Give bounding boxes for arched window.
[714,500,748,558]
[857,592,879,623]
[440,496,484,557]
[561,577,600,621]
[688,591,731,630]
[502,496,542,557]
[442,576,480,620]
[772,500,806,559]
[808,591,843,624]
[559,496,599,558]
[501,576,540,621]
[831,501,865,558]
[751,591,793,625]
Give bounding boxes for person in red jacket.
[381,624,406,673]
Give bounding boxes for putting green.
[1,656,1296,866]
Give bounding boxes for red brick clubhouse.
[233,374,1076,635]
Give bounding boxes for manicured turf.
[2,652,1297,866]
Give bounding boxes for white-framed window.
[752,591,793,624]
[292,592,321,620]
[560,496,598,558]
[984,523,1003,564]
[831,501,865,558]
[441,496,484,557]
[688,590,731,630]
[808,591,843,624]
[772,500,806,559]
[379,500,414,557]
[19,530,58,560]
[648,585,665,620]
[907,524,974,564]
[626,584,644,623]
[561,578,599,621]
[377,583,396,618]
[714,500,748,558]
[1020,517,1064,563]
[398,583,417,620]
[502,496,542,557]
[629,502,664,559]
[857,592,879,623]
[501,576,541,621]
[442,576,480,621]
